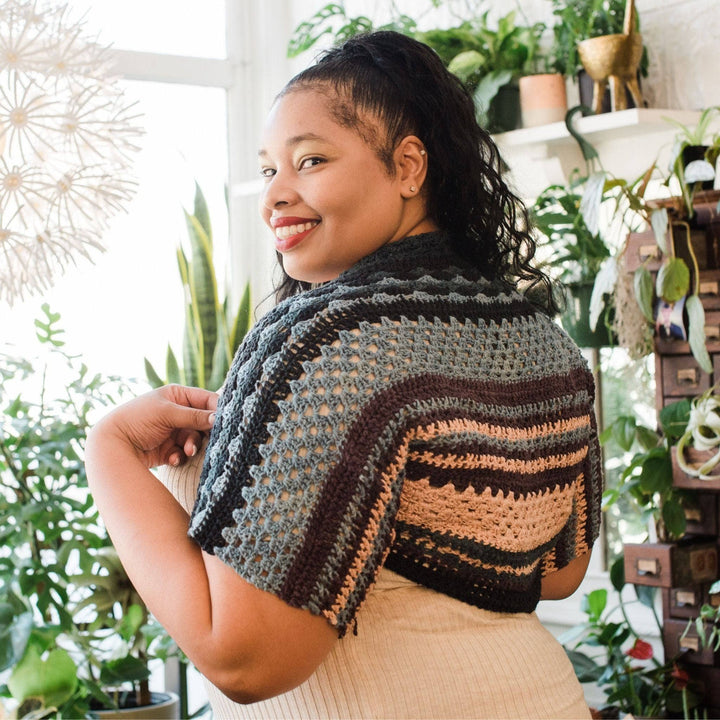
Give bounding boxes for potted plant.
[548,0,648,112]
[0,306,180,718]
[531,172,616,346]
[561,567,702,718]
[663,106,720,217]
[144,183,252,392]
[287,3,545,133]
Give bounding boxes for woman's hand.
[91,384,218,469]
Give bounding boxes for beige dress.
[160,451,591,720]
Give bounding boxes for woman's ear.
[396,135,428,199]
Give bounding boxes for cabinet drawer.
[624,541,718,588]
[663,618,718,666]
[660,355,710,398]
[624,230,661,273]
[684,493,719,537]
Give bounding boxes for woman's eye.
[299,157,324,170]
[259,166,276,178]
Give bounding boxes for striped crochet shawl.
[188,231,603,635]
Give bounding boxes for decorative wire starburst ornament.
[0,0,142,305]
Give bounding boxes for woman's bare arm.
[84,385,337,704]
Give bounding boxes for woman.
[86,31,602,718]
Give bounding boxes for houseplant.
[663,106,720,218]
[561,565,701,718]
[145,182,252,392]
[548,0,648,110]
[0,306,178,718]
[601,397,692,542]
[287,3,545,133]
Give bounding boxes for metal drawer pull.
[639,244,659,260]
[700,280,719,295]
[674,590,696,607]
[636,558,659,575]
[680,636,700,652]
[676,368,699,384]
[705,325,720,338]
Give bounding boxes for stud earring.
[420,149,426,156]
[409,185,417,193]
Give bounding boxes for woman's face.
[258,87,434,283]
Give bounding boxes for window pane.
[67,0,226,58]
[5,81,229,382]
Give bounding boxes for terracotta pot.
[519,73,567,128]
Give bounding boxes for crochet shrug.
[188,231,603,635]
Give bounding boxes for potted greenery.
[663,106,720,218]
[287,3,545,133]
[561,562,706,718]
[548,0,648,112]
[0,306,180,718]
[561,574,700,717]
[144,183,252,392]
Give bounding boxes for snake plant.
[145,183,251,391]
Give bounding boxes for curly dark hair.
[272,30,558,315]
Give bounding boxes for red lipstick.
[271,216,320,252]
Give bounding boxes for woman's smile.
[271,216,321,252]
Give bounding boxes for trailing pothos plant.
[564,105,713,373]
[600,397,691,541]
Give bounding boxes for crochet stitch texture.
[189,231,603,635]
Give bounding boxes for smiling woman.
[85,29,604,719]
[258,90,437,282]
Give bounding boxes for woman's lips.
[272,218,320,252]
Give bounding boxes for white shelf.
[492,108,704,200]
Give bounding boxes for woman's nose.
[261,170,297,210]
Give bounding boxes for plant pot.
[93,692,180,719]
[560,282,613,348]
[519,73,567,128]
[577,33,644,114]
[488,82,521,134]
[578,69,639,114]
[682,145,715,191]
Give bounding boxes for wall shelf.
[493,108,703,200]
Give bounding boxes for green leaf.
[662,498,687,539]
[229,283,252,354]
[472,69,513,127]
[634,584,657,609]
[609,556,625,592]
[143,358,164,389]
[650,207,669,254]
[659,398,691,441]
[165,345,182,386]
[7,646,78,708]
[118,604,145,643]
[638,452,672,494]
[100,654,150,685]
[633,266,655,322]
[579,172,606,237]
[447,50,486,81]
[584,589,607,621]
[611,416,637,452]
[563,648,603,683]
[0,608,32,673]
[686,294,713,373]
[656,257,690,303]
